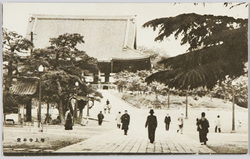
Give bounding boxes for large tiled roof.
[25,14,149,61]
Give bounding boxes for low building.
[10,80,38,122]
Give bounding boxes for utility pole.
[30,32,33,58]
[185,90,188,119]
[232,88,235,132]
[38,72,41,128]
[74,81,79,125]
[168,91,170,109]
[38,65,44,131]
[87,82,90,117]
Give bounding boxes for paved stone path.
[56,128,214,154]
[56,90,215,154]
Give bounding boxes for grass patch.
[207,143,248,154]
[121,93,183,109]
[3,136,86,153]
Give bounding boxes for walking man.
[197,112,210,145]
[145,109,157,143]
[115,111,122,129]
[177,113,184,134]
[164,113,171,131]
[97,111,104,125]
[121,110,130,135]
[215,115,221,133]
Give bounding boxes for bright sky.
[2,3,248,57]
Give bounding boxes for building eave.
[30,14,136,21]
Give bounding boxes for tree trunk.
[6,61,13,91]
[168,91,170,109]
[73,89,78,125]
[79,109,83,123]
[47,102,49,116]
[56,80,64,124]
[185,90,188,119]
[232,88,235,131]
[26,98,32,122]
[58,100,65,124]
[4,114,6,125]
[45,102,50,123]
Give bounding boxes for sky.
[2,3,248,57]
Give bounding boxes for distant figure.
[115,112,122,129]
[103,104,107,114]
[177,113,184,134]
[238,120,242,128]
[106,99,110,105]
[107,104,112,114]
[64,112,73,130]
[196,118,199,131]
[121,110,130,135]
[97,111,104,125]
[106,99,111,113]
[164,113,171,131]
[52,116,61,125]
[145,109,157,143]
[197,112,210,145]
[215,115,221,133]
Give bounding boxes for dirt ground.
[2,90,248,154]
[2,119,113,154]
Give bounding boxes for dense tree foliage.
[2,29,33,114]
[211,74,248,107]
[143,13,248,90]
[27,33,100,123]
[114,70,168,97]
[137,46,168,70]
[2,30,102,122]
[2,28,33,90]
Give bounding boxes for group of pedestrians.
[98,105,212,145]
[95,98,223,146]
[97,99,111,125]
[144,110,185,144]
[163,111,211,145]
[145,109,218,146]
[98,108,131,137]
[115,110,130,135]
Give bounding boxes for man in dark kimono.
[65,112,73,130]
[164,113,171,131]
[97,111,104,125]
[121,110,130,135]
[145,109,157,143]
[198,112,210,145]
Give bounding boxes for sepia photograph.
[1,2,248,156]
